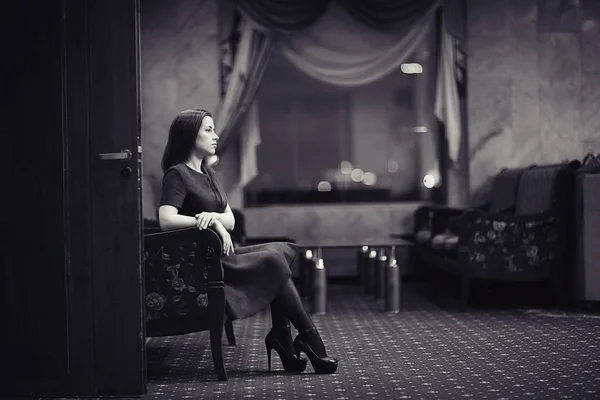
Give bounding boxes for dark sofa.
[415,161,581,309]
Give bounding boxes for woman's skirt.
[222,242,298,320]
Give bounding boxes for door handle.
[99,149,132,162]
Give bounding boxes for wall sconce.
[423,174,436,189]
[422,169,441,189]
[350,168,364,182]
[401,63,423,74]
[362,172,377,186]
[317,181,332,192]
[340,160,353,175]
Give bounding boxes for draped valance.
[234,0,440,34]
[234,0,330,33]
[278,1,438,87]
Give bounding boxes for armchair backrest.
[488,167,529,211]
[231,208,247,246]
[515,161,580,215]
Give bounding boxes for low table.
[296,237,413,314]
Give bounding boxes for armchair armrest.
[144,227,224,334]
[145,226,224,284]
[244,236,296,245]
[456,209,560,276]
[447,202,489,212]
[413,204,440,233]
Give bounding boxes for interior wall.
[4,0,69,393]
[140,0,224,219]
[467,0,600,194]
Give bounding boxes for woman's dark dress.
[160,163,297,320]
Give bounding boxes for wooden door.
[63,0,145,395]
[64,0,146,395]
[88,0,146,395]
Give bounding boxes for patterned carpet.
[144,283,600,400]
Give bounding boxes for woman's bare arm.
[214,204,235,231]
[158,205,197,231]
[196,204,235,231]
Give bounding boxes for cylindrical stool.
[385,246,400,313]
[311,257,327,315]
[364,249,377,296]
[374,248,387,299]
[357,245,369,286]
[300,249,314,298]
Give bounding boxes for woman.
[158,109,338,374]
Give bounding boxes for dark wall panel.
[2,0,69,395]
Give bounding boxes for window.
[244,54,428,206]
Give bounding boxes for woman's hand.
[195,212,218,230]
[212,220,235,256]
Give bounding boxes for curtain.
[239,102,262,187]
[278,1,439,87]
[434,17,462,163]
[215,15,272,153]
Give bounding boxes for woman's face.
[194,116,218,157]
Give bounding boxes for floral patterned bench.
[421,161,580,309]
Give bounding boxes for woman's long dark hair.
[161,109,228,212]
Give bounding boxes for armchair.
[143,224,235,381]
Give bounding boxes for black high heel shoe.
[265,327,308,373]
[293,327,339,374]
